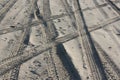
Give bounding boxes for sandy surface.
[0,0,120,80]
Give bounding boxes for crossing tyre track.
[9,28,31,80]
[86,0,120,32]
[0,32,79,77]
[33,0,59,79]
[0,0,120,80]
[73,0,108,80]
[8,0,35,79]
[61,0,107,79]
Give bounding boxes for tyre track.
[42,0,60,79]
[73,0,107,80]
[94,41,120,80]
[0,14,120,38]
[33,0,59,79]
[105,0,120,15]
[0,32,78,64]
[0,43,52,76]
[82,0,119,11]
[93,0,109,18]
[43,0,58,39]
[55,32,78,43]
[8,0,36,79]
[9,28,31,80]
[0,0,18,22]
[89,16,120,32]
[0,0,119,35]
[60,0,107,79]
[0,0,119,79]
[61,0,77,29]
[89,0,120,32]
[0,31,79,77]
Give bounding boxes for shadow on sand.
[56,44,81,80]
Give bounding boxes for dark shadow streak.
[56,44,81,80]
